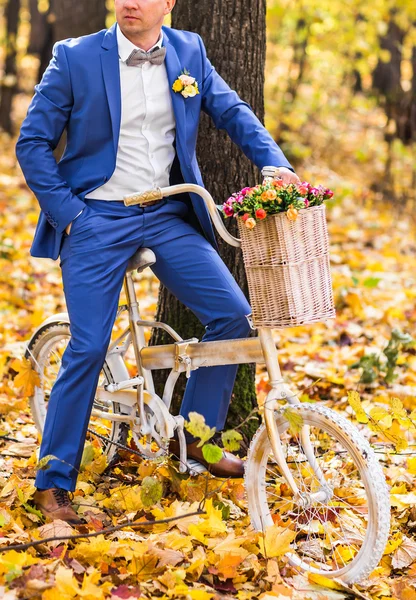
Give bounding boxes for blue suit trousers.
[35,196,252,491]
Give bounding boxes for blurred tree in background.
[264,0,415,201]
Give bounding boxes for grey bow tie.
[125,46,166,67]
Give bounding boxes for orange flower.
[286,204,298,221]
[261,188,278,202]
[272,178,285,188]
[265,189,277,200]
[245,217,256,229]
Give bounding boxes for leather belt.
[140,199,163,206]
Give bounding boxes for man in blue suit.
[16,0,299,524]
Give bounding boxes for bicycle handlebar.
[123,167,284,248]
[124,183,241,247]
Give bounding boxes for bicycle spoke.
[259,420,374,572]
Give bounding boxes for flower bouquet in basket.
[221,177,337,328]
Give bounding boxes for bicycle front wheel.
[244,403,390,583]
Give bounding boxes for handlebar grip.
[123,187,163,206]
[261,166,284,179]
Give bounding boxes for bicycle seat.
[126,248,156,274]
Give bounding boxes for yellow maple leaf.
[77,569,105,599]
[0,549,38,577]
[258,524,296,558]
[283,407,304,434]
[71,535,112,563]
[213,533,250,560]
[344,291,364,318]
[308,572,349,591]
[53,564,79,598]
[390,397,408,421]
[10,356,40,397]
[384,532,403,555]
[347,390,368,424]
[334,544,357,563]
[197,498,227,535]
[369,406,392,429]
[129,553,159,580]
[407,457,416,475]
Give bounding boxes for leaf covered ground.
[1,119,416,599]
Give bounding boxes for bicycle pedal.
[187,459,208,477]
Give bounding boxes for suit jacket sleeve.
[15,41,86,234]
[196,34,295,174]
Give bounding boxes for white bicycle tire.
[244,403,390,584]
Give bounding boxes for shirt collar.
[116,23,164,63]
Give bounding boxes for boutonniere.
[172,68,200,98]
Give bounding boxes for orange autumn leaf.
[10,356,40,396]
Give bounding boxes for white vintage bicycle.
[25,173,390,583]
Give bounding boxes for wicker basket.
[237,204,336,328]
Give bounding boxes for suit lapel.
[162,27,187,153]
[101,23,121,156]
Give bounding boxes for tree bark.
[49,0,108,43]
[0,0,21,134]
[150,0,268,442]
[28,0,107,158]
[31,0,107,82]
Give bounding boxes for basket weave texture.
[237,204,336,328]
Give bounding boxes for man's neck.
[117,24,162,51]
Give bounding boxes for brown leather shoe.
[32,488,84,525]
[169,438,245,478]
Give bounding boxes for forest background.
[0,1,416,599]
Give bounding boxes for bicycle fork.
[258,328,333,506]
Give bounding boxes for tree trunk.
[150,0,268,441]
[0,0,21,134]
[31,0,107,82]
[28,0,107,158]
[49,0,107,43]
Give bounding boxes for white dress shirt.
[84,23,176,203]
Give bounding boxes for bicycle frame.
[90,181,329,497]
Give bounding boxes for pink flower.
[235,195,244,204]
[324,189,334,199]
[223,204,234,217]
[179,74,196,86]
[310,187,319,196]
[240,187,251,196]
[304,198,309,207]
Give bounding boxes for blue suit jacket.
[16,22,295,260]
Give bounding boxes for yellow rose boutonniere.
[172,68,200,98]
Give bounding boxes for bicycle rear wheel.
[26,321,128,467]
[244,403,390,583]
